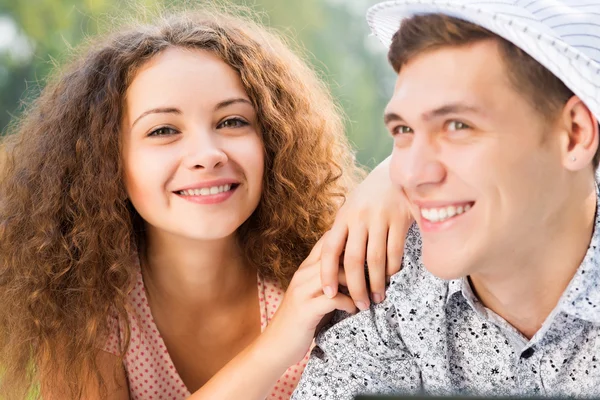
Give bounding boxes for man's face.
[385,39,569,280]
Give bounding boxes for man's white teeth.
[421,204,472,223]
[179,184,232,196]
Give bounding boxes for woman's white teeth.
[421,204,472,223]
[180,184,232,196]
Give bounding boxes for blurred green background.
[0,0,397,169]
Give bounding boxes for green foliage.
[0,0,395,167]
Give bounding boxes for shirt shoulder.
[387,223,450,310]
[292,226,432,398]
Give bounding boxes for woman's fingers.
[337,268,348,287]
[365,222,389,304]
[285,272,357,325]
[319,225,348,298]
[342,225,369,311]
[386,216,408,276]
[313,292,357,317]
[299,234,328,271]
[293,263,356,308]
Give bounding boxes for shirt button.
[521,347,535,359]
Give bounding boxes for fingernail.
[356,301,370,311]
[323,286,335,298]
[372,293,384,304]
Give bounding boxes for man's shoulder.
[386,223,450,311]
[315,223,450,352]
[295,224,447,399]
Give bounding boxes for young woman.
[0,7,407,400]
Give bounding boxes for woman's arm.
[187,237,356,400]
[185,332,288,400]
[320,156,413,309]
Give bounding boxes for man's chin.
[422,253,468,281]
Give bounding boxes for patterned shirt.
[293,200,600,399]
[103,265,309,400]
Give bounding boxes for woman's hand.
[320,156,414,310]
[262,236,357,367]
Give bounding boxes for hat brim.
[367,0,600,123]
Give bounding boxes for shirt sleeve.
[291,297,421,400]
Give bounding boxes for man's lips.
[409,199,476,224]
[419,201,475,223]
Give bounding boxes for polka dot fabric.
[103,268,309,399]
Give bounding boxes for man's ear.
[560,96,599,171]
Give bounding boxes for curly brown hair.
[0,7,362,399]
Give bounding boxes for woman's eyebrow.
[131,107,181,128]
[130,98,253,129]
[214,97,253,111]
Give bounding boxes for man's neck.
[469,185,597,339]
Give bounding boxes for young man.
[293,1,600,398]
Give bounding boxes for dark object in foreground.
[355,396,599,400]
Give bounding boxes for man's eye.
[393,125,414,135]
[447,121,470,131]
[148,126,178,137]
[218,118,249,129]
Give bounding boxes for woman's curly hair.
[0,7,362,399]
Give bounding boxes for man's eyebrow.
[383,103,483,126]
[383,112,404,125]
[422,103,483,121]
[214,98,253,111]
[131,107,181,128]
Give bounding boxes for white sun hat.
[366,0,600,122]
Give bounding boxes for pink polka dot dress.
[103,268,310,399]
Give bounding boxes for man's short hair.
[388,14,600,168]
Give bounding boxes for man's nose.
[392,134,446,193]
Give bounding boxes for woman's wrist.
[187,329,294,400]
[250,325,297,376]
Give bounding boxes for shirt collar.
[446,277,485,314]
[446,278,463,305]
[556,185,600,323]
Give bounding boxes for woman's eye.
[447,121,470,131]
[148,126,178,137]
[392,125,414,135]
[218,118,249,129]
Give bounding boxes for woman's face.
[121,47,264,242]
